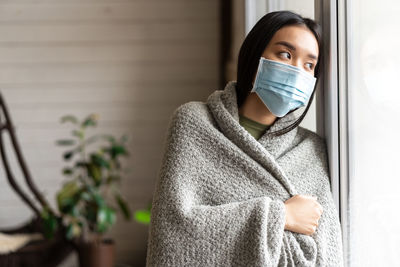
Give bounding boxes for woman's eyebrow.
[307,53,318,60]
[274,41,318,60]
[274,41,296,51]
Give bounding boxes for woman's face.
[258,25,319,79]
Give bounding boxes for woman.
[146,11,344,267]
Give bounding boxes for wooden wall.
[0,0,220,265]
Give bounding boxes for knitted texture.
[146,81,344,267]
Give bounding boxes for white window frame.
[315,0,349,265]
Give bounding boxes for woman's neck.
[238,92,277,125]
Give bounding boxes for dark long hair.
[236,10,322,136]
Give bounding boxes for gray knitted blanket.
[146,81,344,266]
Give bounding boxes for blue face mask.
[251,57,316,117]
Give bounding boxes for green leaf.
[56,139,76,146]
[57,181,80,213]
[81,114,98,128]
[63,151,74,161]
[92,191,105,207]
[107,208,116,225]
[62,167,74,176]
[96,206,115,233]
[112,145,127,156]
[72,130,84,139]
[87,163,102,185]
[75,161,87,168]
[134,210,151,224]
[107,145,128,159]
[65,223,81,240]
[70,205,81,217]
[115,194,131,220]
[91,153,110,169]
[41,209,59,239]
[60,115,78,124]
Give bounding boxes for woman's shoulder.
[173,100,209,116]
[170,100,215,126]
[163,101,219,145]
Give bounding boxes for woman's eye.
[305,62,314,70]
[279,52,291,59]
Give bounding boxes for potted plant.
[42,114,131,267]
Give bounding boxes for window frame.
[315,0,350,265]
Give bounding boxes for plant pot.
[77,239,115,267]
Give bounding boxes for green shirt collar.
[239,114,271,140]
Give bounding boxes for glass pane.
[348,1,400,265]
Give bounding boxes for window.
[317,0,400,265]
[245,0,400,265]
[346,0,400,265]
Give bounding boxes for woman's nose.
[291,59,302,68]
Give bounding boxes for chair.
[0,91,73,267]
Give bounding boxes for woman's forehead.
[268,25,319,56]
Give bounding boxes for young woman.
[146,11,344,267]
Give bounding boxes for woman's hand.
[284,194,323,235]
